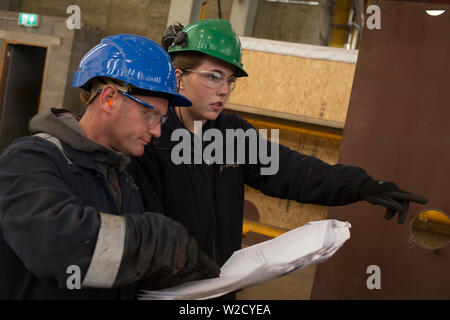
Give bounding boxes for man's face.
[109,93,169,156]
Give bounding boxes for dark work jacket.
[127,107,371,266]
[0,109,191,300]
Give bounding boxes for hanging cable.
[218,0,222,19]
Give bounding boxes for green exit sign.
[18,13,40,27]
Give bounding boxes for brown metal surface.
[311,0,450,299]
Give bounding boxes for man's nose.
[148,123,162,138]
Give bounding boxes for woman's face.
[177,55,237,122]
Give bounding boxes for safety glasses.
[183,69,237,91]
[98,89,168,127]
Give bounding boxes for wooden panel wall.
[230,49,356,124]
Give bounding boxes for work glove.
[357,179,428,224]
[144,238,220,290]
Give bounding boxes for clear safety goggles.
[84,78,168,128]
[98,88,168,128]
[182,69,237,91]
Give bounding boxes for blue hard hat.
[72,34,191,107]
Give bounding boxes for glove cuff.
[357,178,375,200]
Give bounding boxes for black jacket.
[128,108,371,266]
[0,109,193,299]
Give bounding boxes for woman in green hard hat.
[127,19,427,285]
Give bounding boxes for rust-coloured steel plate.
[311,0,450,299]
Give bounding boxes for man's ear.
[99,86,116,114]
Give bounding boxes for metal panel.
[311,0,450,299]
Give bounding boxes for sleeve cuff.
[82,212,126,289]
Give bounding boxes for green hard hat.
[168,19,248,77]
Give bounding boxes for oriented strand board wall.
[230,44,357,124]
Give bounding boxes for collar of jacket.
[29,108,130,171]
[58,141,104,172]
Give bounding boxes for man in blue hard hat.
[0,34,220,299]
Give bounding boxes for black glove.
[144,238,220,290]
[358,179,428,224]
[172,237,220,280]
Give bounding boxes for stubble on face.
[108,95,168,156]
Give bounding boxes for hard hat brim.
[168,91,192,107]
